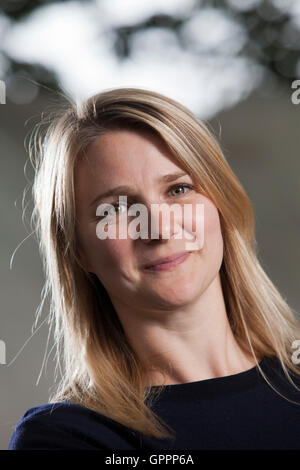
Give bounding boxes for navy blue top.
[8,356,300,450]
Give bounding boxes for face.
[74,128,224,315]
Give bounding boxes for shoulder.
[262,356,300,389]
[8,402,97,450]
[259,356,300,411]
[8,402,141,450]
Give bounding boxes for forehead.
[76,128,183,179]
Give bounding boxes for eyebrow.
[89,171,188,207]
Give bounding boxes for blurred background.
[0,0,299,449]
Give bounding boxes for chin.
[149,281,201,308]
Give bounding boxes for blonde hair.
[27,87,300,441]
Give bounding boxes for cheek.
[182,199,222,252]
[204,205,221,237]
[83,229,131,272]
[100,239,130,264]
[203,204,224,262]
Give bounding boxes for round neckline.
[148,356,270,392]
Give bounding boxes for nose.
[139,202,181,244]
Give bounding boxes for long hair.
[27,87,300,441]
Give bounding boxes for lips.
[144,251,189,269]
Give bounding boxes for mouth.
[143,251,191,272]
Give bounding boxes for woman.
[8,87,300,450]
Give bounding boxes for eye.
[168,183,193,197]
[102,203,128,217]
